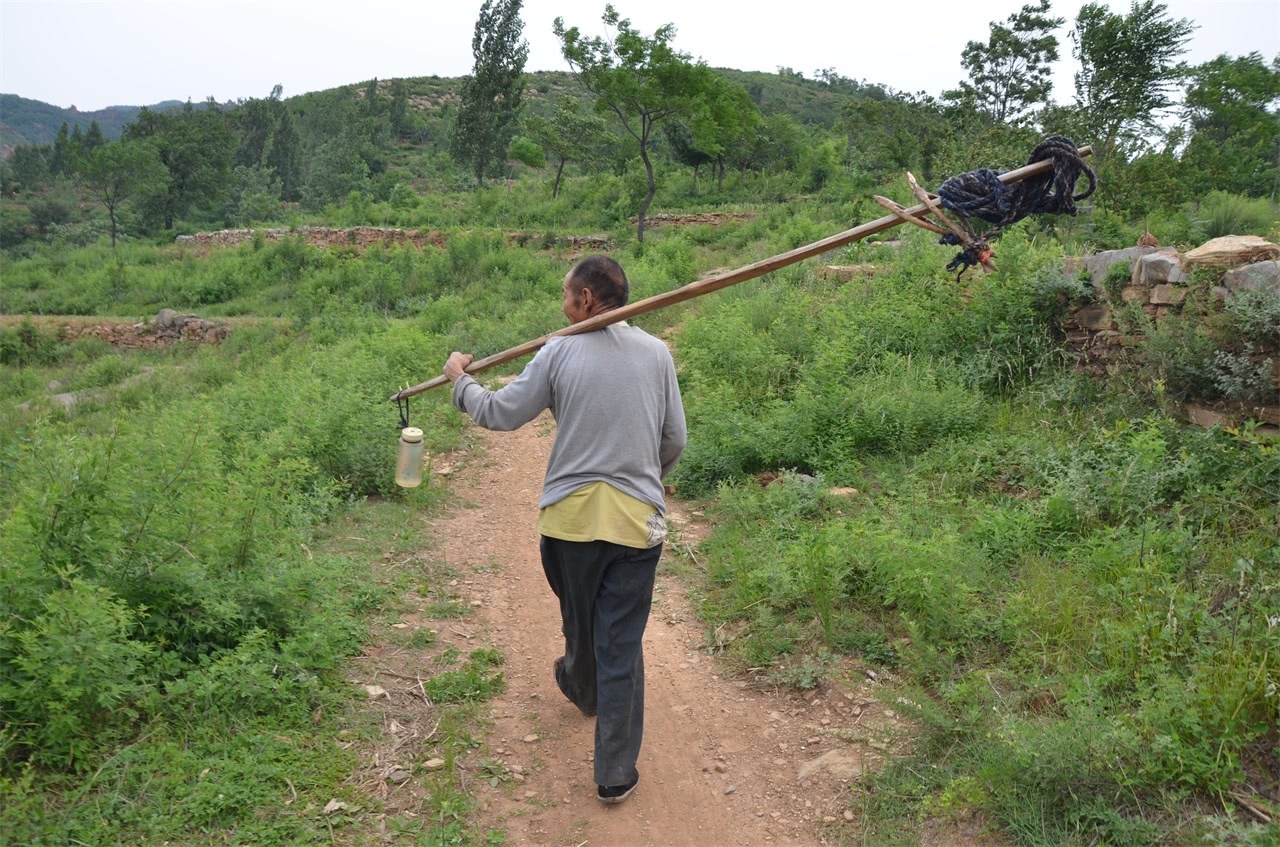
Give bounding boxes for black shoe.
[597,773,639,805]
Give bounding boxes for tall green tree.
[124,102,235,229]
[302,131,370,210]
[949,0,1064,125]
[7,145,51,192]
[663,121,714,192]
[77,141,166,247]
[1071,0,1195,165]
[554,4,721,240]
[83,120,107,153]
[727,113,804,177]
[451,0,529,186]
[389,78,412,139]
[69,124,85,161]
[234,85,303,201]
[524,98,612,198]
[843,94,944,181]
[50,123,72,177]
[1180,52,1280,197]
[662,78,761,193]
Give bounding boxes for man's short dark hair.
[568,255,629,309]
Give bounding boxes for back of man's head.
[569,255,629,309]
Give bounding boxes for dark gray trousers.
[539,535,661,788]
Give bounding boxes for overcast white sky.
[1,0,1277,112]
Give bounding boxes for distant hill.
[0,95,193,157]
[1,68,872,160]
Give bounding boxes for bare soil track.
[353,414,994,847]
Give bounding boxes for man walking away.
[443,255,686,804]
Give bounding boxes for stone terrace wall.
[1063,243,1280,428]
[176,226,448,251]
[175,227,614,255]
[43,309,230,349]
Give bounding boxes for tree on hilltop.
[84,120,106,153]
[389,79,412,139]
[50,123,72,177]
[451,0,529,186]
[234,85,303,201]
[554,4,723,240]
[1071,0,1195,166]
[948,0,1064,125]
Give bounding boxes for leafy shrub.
[1212,348,1275,403]
[0,318,65,367]
[69,353,137,390]
[1223,287,1280,347]
[0,580,153,769]
[1198,191,1276,239]
[1102,260,1130,302]
[1142,314,1220,400]
[771,354,984,478]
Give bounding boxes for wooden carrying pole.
[390,145,1091,402]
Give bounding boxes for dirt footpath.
[425,414,897,847]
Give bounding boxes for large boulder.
[1132,250,1187,288]
[1072,246,1158,292]
[1221,260,1280,293]
[1183,236,1280,269]
[154,308,191,329]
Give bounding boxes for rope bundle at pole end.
[936,135,1097,236]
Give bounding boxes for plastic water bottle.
[395,427,425,488]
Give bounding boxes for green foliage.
[1102,259,1130,301]
[948,0,1064,125]
[0,318,66,367]
[234,85,304,201]
[507,134,543,170]
[1224,287,1280,347]
[77,139,167,246]
[1,580,153,769]
[843,95,944,180]
[554,4,736,239]
[424,649,507,703]
[122,102,236,230]
[524,97,613,197]
[1070,0,1195,164]
[1198,190,1277,239]
[451,0,529,185]
[1181,52,1280,198]
[303,131,371,210]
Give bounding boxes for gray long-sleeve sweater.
[451,323,686,513]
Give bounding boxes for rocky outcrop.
[1067,246,1160,291]
[1183,235,1280,269]
[1132,251,1188,288]
[1221,260,1280,293]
